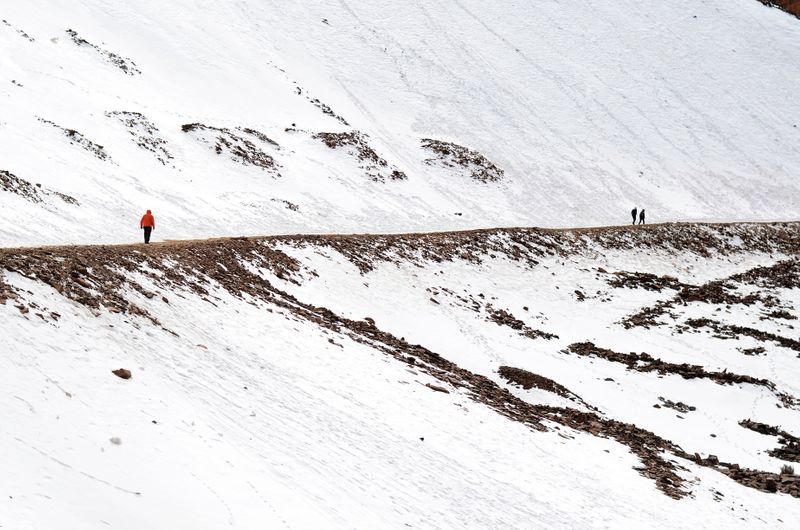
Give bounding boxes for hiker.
[140,209,155,244]
[638,209,646,225]
[631,207,638,225]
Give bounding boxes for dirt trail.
[2,220,797,254]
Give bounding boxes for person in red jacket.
[140,209,155,244]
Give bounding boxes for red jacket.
[140,210,155,228]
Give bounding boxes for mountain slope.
[2,223,800,528]
[2,0,800,247]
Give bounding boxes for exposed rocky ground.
[421,138,504,183]
[106,111,173,166]
[2,19,34,42]
[759,0,800,18]
[313,131,406,183]
[0,169,78,205]
[2,222,799,502]
[37,118,111,162]
[65,28,140,75]
[182,123,281,175]
[740,420,800,463]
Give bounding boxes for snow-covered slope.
[2,0,800,247]
[2,223,800,528]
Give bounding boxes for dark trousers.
[639,218,645,225]
[143,226,152,244]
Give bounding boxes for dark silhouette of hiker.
[140,209,155,243]
[631,207,638,225]
[638,209,646,225]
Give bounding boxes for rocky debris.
[240,128,280,148]
[106,111,173,165]
[657,397,696,413]
[292,82,350,125]
[677,281,762,306]
[565,342,777,390]
[739,346,766,356]
[621,301,676,329]
[0,235,689,498]
[112,368,132,380]
[65,29,140,75]
[740,419,800,462]
[313,131,407,183]
[3,223,800,500]
[278,223,800,278]
[487,307,558,340]
[499,366,595,410]
[608,271,684,292]
[0,170,79,206]
[271,198,300,212]
[182,123,281,175]
[757,1,800,19]
[109,436,122,445]
[38,118,111,162]
[722,464,798,496]
[730,259,800,290]
[682,318,800,354]
[763,309,797,320]
[621,259,800,330]
[425,383,450,394]
[421,138,504,183]
[2,19,35,42]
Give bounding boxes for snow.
[2,0,800,527]
[1,0,800,247]
[2,231,800,528]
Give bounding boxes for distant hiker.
[638,209,646,225]
[140,209,155,244]
[631,207,638,225]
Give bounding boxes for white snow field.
[1,0,800,247]
[1,224,800,528]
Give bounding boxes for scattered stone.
[112,368,132,380]
[499,366,595,410]
[421,138,504,183]
[566,342,779,393]
[66,29,140,75]
[38,118,111,162]
[1,169,79,205]
[182,123,281,174]
[106,111,173,165]
[313,131,406,183]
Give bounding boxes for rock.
[109,437,122,445]
[112,368,132,380]
[707,455,719,465]
[766,478,778,492]
[426,383,450,394]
